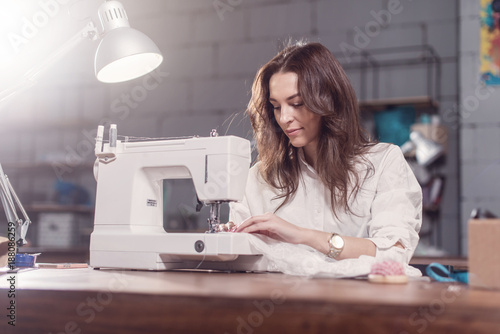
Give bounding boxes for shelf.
[0,119,100,134]
[26,204,94,213]
[410,256,468,271]
[0,204,94,214]
[334,45,441,112]
[2,161,94,171]
[359,96,439,112]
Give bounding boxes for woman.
[229,41,422,265]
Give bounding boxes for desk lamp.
[0,0,163,254]
[95,1,163,83]
[0,0,163,104]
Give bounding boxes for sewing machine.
[90,124,266,271]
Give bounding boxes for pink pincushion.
[370,260,405,276]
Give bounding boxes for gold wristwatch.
[327,233,344,259]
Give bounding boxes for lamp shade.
[94,1,163,83]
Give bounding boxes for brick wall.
[0,0,462,254]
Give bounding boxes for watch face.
[332,235,344,248]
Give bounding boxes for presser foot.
[207,218,219,233]
[207,220,238,233]
[207,202,223,233]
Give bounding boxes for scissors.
[426,262,468,284]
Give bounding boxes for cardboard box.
[469,219,500,290]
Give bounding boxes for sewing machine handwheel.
[93,158,99,181]
[194,240,205,253]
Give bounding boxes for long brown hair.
[247,41,375,216]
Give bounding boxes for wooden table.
[1,267,499,334]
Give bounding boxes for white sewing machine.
[89,124,266,271]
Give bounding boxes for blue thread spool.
[15,253,38,268]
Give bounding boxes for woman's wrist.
[301,228,331,255]
[300,229,377,259]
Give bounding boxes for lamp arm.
[0,21,99,106]
[0,163,31,246]
[0,165,19,224]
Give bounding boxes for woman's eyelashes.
[270,102,303,110]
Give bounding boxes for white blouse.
[229,143,422,264]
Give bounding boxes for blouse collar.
[297,148,317,175]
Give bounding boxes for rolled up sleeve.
[365,146,422,263]
[229,195,251,224]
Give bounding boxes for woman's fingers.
[235,214,267,232]
[238,221,270,234]
[235,213,302,243]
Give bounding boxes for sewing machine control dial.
[195,240,205,253]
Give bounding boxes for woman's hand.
[235,212,305,244]
[234,213,377,259]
